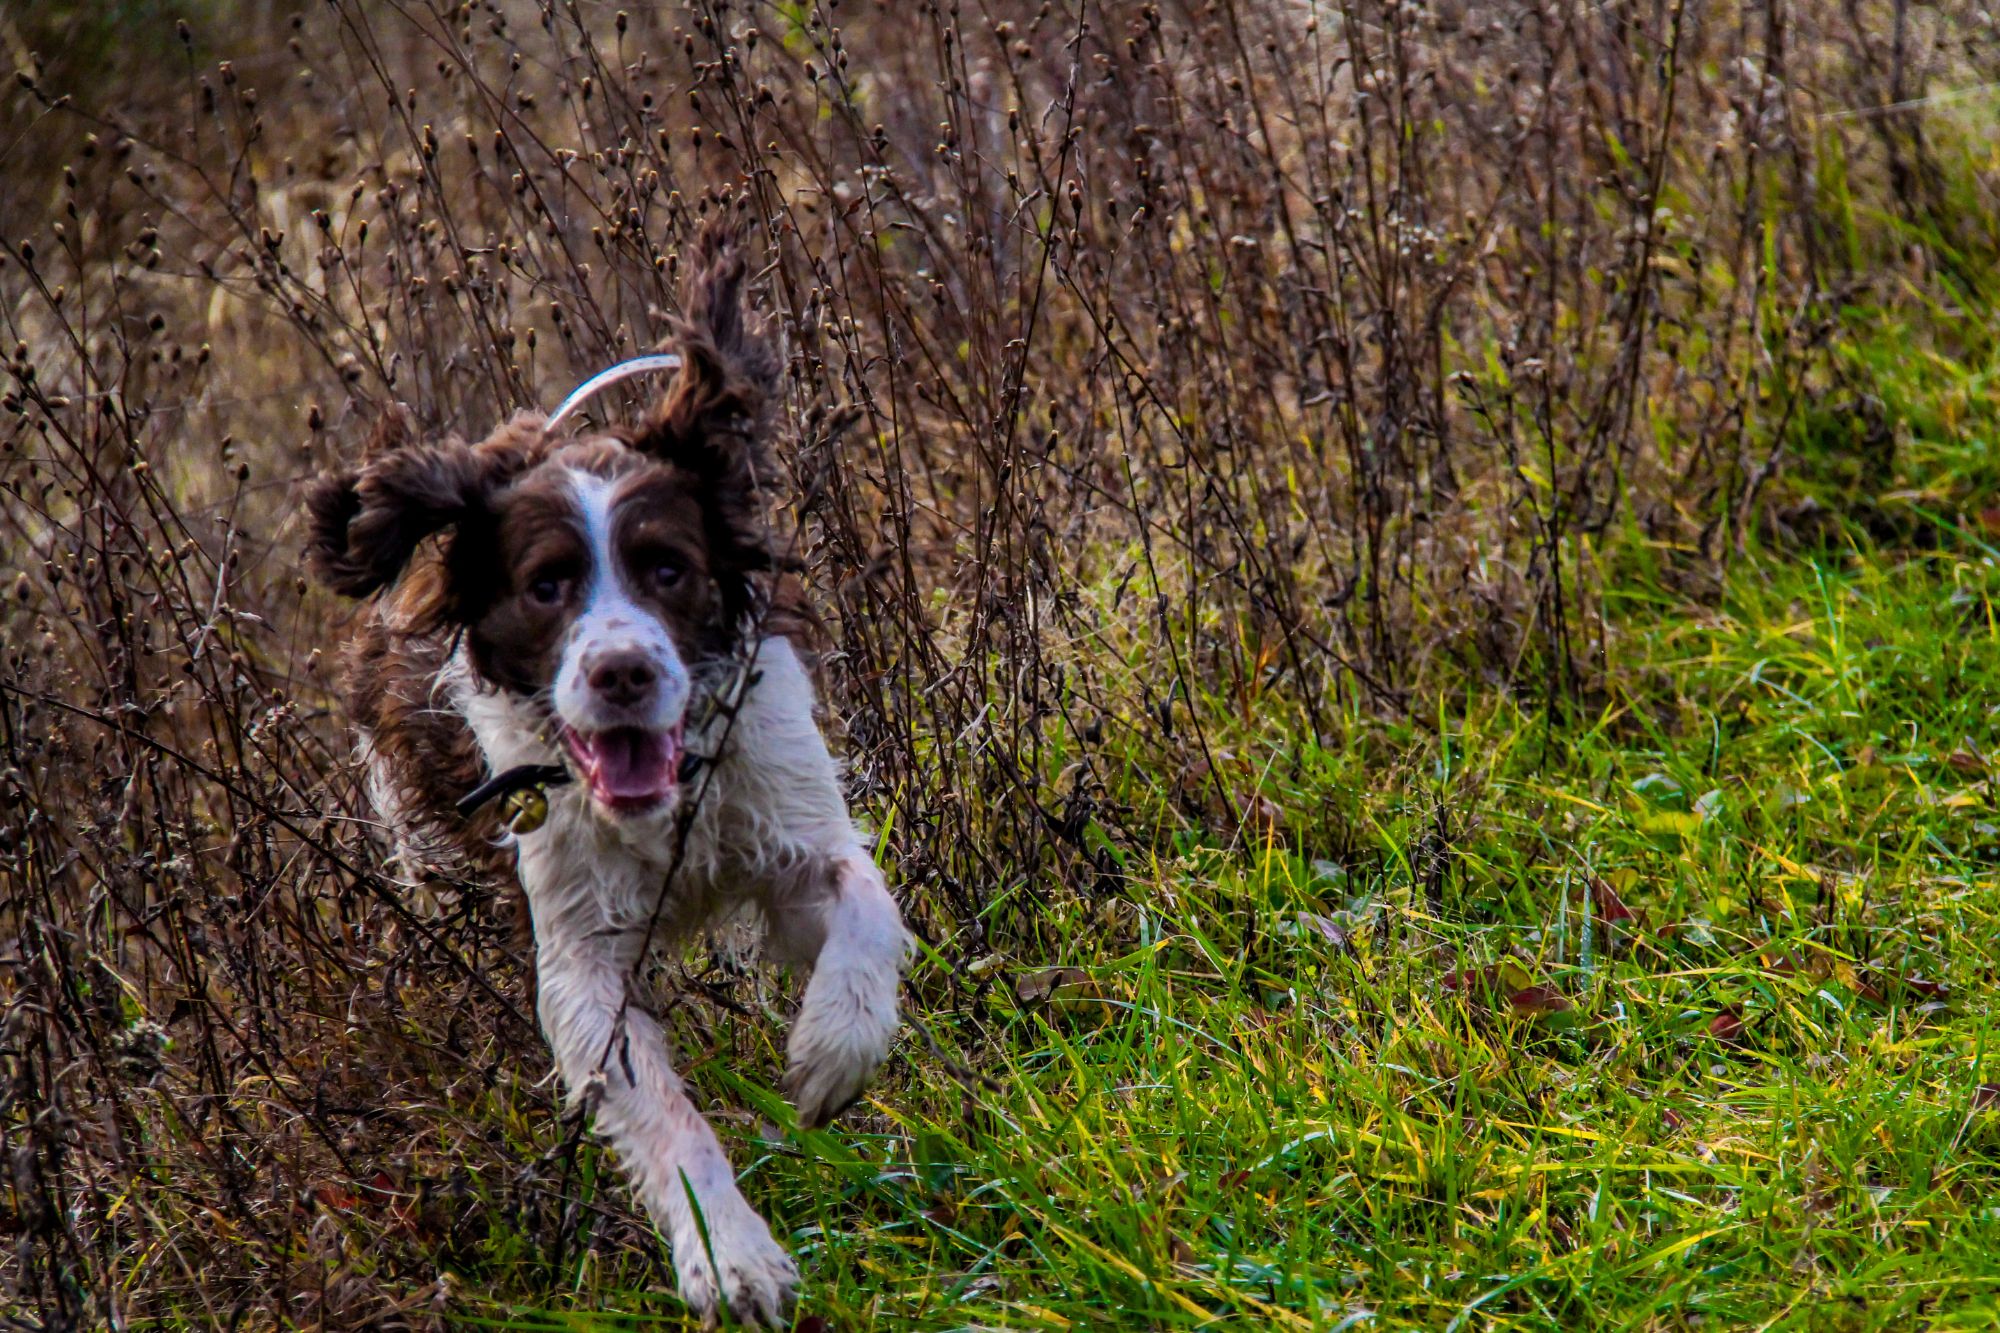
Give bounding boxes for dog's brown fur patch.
[309,226,807,977]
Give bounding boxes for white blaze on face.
[553,468,692,812]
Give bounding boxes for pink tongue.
[583,728,674,801]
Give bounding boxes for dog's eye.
[648,559,683,589]
[527,576,568,607]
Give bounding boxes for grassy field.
[443,530,2000,1331]
[7,1,2000,1328]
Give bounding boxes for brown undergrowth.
[2,1,1996,1325]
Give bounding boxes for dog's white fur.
[416,465,914,1324]
[555,471,693,737]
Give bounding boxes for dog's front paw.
[673,1195,799,1328]
[784,963,900,1128]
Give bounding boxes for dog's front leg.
[765,853,914,1127]
[535,934,797,1325]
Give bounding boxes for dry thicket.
[2,0,1996,1325]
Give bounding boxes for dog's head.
[307,229,781,817]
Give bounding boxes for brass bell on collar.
[501,785,550,835]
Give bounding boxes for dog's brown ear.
[307,425,521,601]
[628,223,785,615]
[633,223,782,488]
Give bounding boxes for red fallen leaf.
[1508,984,1574,1016]
[1762,952,1801,977]
[1981,508,2000,537]
[1709,1008,1745,1043]
[1440,965,1515,997]
[795,1318,833,1333]
[1590,875,1637,923]
[1661,1106,1686,1132]
[1973,1085,2000,1111]
[348,1171,422,1233]
[313,1184,360,1213]
[1218,1169,1251,1190]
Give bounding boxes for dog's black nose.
[585,649,658,706]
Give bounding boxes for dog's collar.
[455,763,571,833]
[543,353,684,436]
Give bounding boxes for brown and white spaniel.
[305,231,909,1325]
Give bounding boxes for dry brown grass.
[3,0,1997,1326]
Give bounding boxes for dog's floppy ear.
[307,409,528,601]
[632,223,782,489]
[628,223,785,612]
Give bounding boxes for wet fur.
[304,229,910,1326]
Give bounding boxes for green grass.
[436,532,2000,1330]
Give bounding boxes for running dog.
[305,229,910,1325]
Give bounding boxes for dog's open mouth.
[560,724,683,813]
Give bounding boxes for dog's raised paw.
[784,965,898,1128]
[782,1048,873,1129]
[674,1198,800,1328]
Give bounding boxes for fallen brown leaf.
[1880,972,1949,1003]
[1589,874,1637,923]
[1294,911,1350,951]
[1761,951,1803,977]
[1507,984,1573,1017]
[1441,958,1536,998]
[1014,966,1091,1004]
